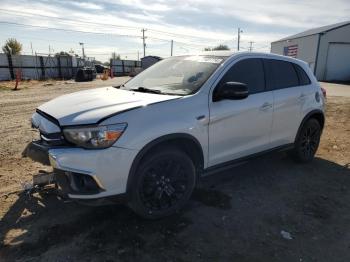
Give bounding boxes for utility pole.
[170,40,174,56]
[30,42,34,56]
[137,51,139,61]
[237,28,243,51]
[248,41,254,52]
[141,29,147,57]
[79,42,85,59]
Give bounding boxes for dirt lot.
[0,79,349,262]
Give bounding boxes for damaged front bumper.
[24,140,137,200]
[26,111,134,202]
[25,141,104,196]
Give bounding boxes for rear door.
[208,58,273,166]
[263,59,303,147]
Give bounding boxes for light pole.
[171,40,174,56]
[237,28,243,51]
[79,42,85,59]
[248,41,254,52]
[141,29,147,57]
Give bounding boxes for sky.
[0,0,349,62]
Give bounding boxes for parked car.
[95,64,109,74]
[75,67,96,82]
[26,51,325,219]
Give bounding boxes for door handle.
[196,115,206,121]
[196,115,208,125]
[260,102,272,111]
[298,93,306,101]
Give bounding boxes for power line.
[87,52,140,55]
[148,36,214,48]
[0,8,231,42]
[0,21,139,38]
[0,8,139,31]
[0,33,144,51]
[0,8,274,53]
[0,21,217,48]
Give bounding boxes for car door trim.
[202,143,294,177]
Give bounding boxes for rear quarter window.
[293,64,311,85]
[263,59,299,90]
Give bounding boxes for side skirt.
[202,143,294,177]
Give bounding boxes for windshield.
[121,55,224,95]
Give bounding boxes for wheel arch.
[295,109,325,142]
[126,133,204,197]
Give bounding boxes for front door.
[208,58,273,167]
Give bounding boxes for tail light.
[321,87,327,98]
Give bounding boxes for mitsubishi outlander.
[27,51,325,218]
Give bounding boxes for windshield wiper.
[130,87,162,94]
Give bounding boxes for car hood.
[38,87,179,126]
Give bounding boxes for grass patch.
[0,84,13,91]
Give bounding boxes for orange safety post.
[14,69,22,90]
[110,66,113,79]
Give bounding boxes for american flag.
[283,45,298,58]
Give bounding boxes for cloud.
[138,0,350,29]
[0,0,349,60]
[109,0,172,12]
[122,11,163,23]
[70,1,104,10]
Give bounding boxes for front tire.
[292,118,321,163]
[128,147,196,219]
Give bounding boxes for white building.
[271,21,350,82]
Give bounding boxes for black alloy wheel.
[293,118,321,163]
[129,147,196,219]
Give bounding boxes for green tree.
[204,44,230,51]
[55,51,72,57]
[2,38,22,55]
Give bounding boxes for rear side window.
[294,64,311,85]
[218,58,265,94]
[263,59,299,90]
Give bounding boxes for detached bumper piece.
[25,141,51,166]
[54,169,103,196]
[24,132,70,166]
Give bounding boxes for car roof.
[175,51,306,65]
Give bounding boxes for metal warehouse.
[271,21,350,82]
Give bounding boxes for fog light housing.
[55,169,103,195]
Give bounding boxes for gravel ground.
[0,79,349,262]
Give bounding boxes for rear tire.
[128,147,196,219]
[291,118,321,163]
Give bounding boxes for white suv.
[27,51,325,218]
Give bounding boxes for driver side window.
[218,58,265,95]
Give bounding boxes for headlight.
[63,123,127,149]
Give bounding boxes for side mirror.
[214,82,249,101]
